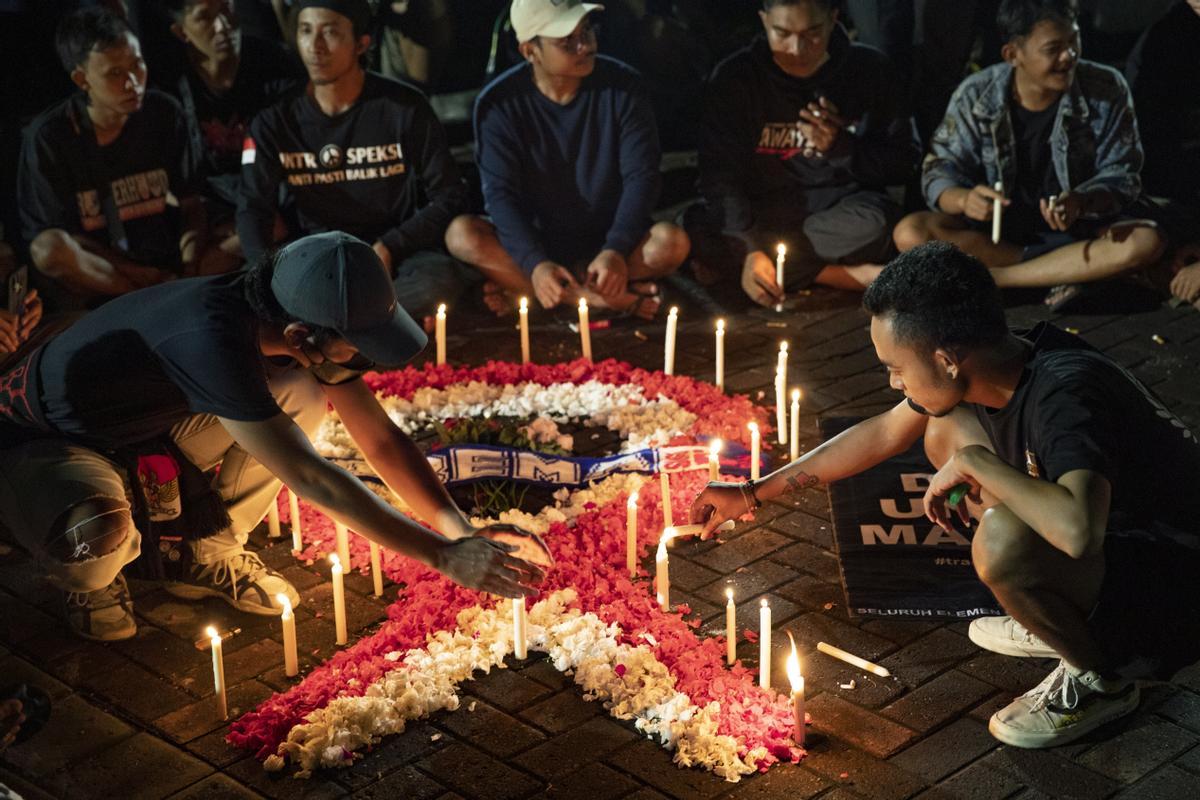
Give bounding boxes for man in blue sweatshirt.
[445,0,689,317]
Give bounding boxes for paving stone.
[182,637,285,689]
[726,764,829,798]
[980,748,1117,799]
[512,716,637,779]
[0,767,58,800]
[766,511,835,549]
[667,588,721,623]
[800,653,906,709]
[881,671,996,734]
[519,689,600,734]
[694,558,799,608]
[926,762,1024,800]
[345,765,446,799]
[166,772,268,799]
[1076,717,1199,784]
[186,726,246,769]
[3,694,135,779]
[958,652,1057,694]
[806,693,918,758]
[16,624,89,665]
[860,618,947,647]
[800,736,927,799]
[436,696,545,758]
[517,657,572,690]
[1152,687,1200,735]
[417,742,541,800]
[334,719,446,791]
[605,738,729,798]
[110,623,214,690]
[769,540,841,583]
[466,666,555,713]
[880,629,980,689]
[155,680,274,744]
[690,528,793,573]
[890,719,998,782]
[773,574,844,612]
[541,762,640,799]
[225,756,348,799]
[1112,765,1200,798]
[0,591,61,645]
[43,731,212,800]
[791,612,897,663]
[0,653,72,700]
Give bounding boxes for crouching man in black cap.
[0,231,547,641]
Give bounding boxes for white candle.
[664,521,734,539]
[816,640,891,677]
[749,422,761,481]
[266,493,281,538]
[725,587,736,666]
[369,540,383,597]
[708,438,722,481]
[660,470,673,529]
[206,625,227,719]
[790,389,801,461]
[578,298,592,361]
[512,597,527,659]
[775,243,786,312]
[278,594,298,677]
[288,488,302,551]
[992,181,1004,244]
[330,554,347,645]
[435,303,447,365]
[663,306,678,375]
[776,342,789,445]
[759,598,772,689]
[334,521,350,568]
[626,490,639,578]
[518,297,531,364]
[786,632,805,746]
[656,533,671,610]
[714,318,725,391]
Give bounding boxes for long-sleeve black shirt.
[237,72,467,262]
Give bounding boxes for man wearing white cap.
[445,0,690,319]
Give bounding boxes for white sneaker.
[989,660,1139,748]
[969,615,1058,658]
[64,572,137,641]
[165,551,299,615]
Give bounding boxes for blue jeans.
[391,250,484,319]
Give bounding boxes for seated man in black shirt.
[693,242,1200,748]
[165,0,303,262]
[892,0,1166,311]
[0,231,546,642]
[17,8,225,312]
[237,0,473,324]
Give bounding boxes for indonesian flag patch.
[241,136,256,165]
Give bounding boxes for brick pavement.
[3,287,1200,799]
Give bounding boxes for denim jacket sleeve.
[921,76,989,211]
[1069,64,1143,209]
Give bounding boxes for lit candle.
[775,243,786,312]
[656,532,672,610]
[330,554,347,646]
[708,438,723,481]
[518,297,531,364]
[790,389,801,461]
[663,306,678,375]
[266,492,281,538]
[435,303,447,365]
[334,521,350,568]
[369,540,383,597]
[660,470,673,529]
[776,342,789,445]
[725,587,736,666]
[288,488,302,551]
[578,298,592,361]
[759,598,772,688]
[749,421,761,481]
[206,625,227,719]
[992,181,1004,244]
[786,632,805,746]
[512,597,527,659]
[714,318,725,391]
[626,490,639,578]
[279,593,298,677]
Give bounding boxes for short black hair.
[996,0,1078,43]
[165,0,205,23]
[55,7,134,73]
[862,242,1008,353]
[762,0,840,12]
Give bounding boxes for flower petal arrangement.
[229,358,808,781]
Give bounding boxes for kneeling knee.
[444,215,490,262]
[893,215,932,252]
[48,497,133,563]
[1120,224,1167,269]
[646,223,690,271]
[972,506,1035,586]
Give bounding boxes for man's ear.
[70,66,89,93]
[1000,39,1019,66]
[356,34,371,58]
[518,39,537,64]
[933,348,961,379]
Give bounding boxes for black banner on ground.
[821,418,1001,620]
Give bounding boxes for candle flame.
[206,625,219,640]
[519,296,528,312]
[579,297,588,311]
[786,632,803,692]
[668,306,678,318]
[760,598,768,608]
[329,553,341,568]
[628,490,639,506]
[780,341,788,353]
[276,592,292,612]
[661,527,677,544]
[791,388,800,401]
[748,421,759,433]
[726,586,734,601]
[776,243,787,256]
[716,318,725,332]
[709,438,723,456]
[436,303,446,316]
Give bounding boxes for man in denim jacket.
[893,0,1165,309]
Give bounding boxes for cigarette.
[816,641,891,677]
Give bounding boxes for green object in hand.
[947,483,970,507]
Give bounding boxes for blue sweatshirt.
[473,56,662,274]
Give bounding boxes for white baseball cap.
[511,0,604,43]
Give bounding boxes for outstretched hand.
[435,526,548,598]
[689,481,753,539]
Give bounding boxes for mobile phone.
[7,265,28,316]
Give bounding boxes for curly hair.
[862,242,1008,353]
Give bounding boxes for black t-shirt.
[972,323,1200,533]
[172,35,302,206]
[33,272,282,447]
[1008,98,1060,235]
[237,71,468,262]
[17,91,199,268]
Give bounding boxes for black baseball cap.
[271,232,427,369]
